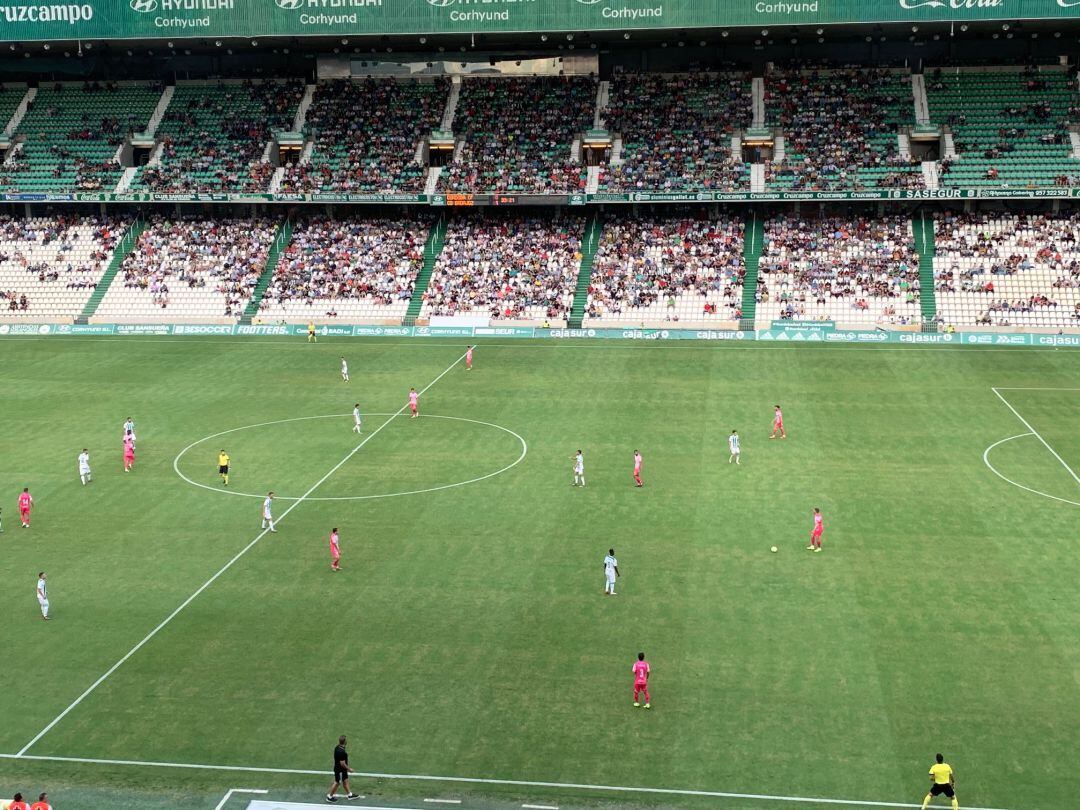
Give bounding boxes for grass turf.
[0,337,1078,810]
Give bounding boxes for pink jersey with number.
[774,408,783,425]
[409,392,419,406]
[813,513,823,530]
[634,453,642,472]
[19,492,32,511]
[466,348,473,363]
[330,531,340,557]
[632,660,650,685]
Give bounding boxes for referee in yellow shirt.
[922,752,958,809]
[218,450,230,486]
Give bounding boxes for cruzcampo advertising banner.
[0,0,1078,43]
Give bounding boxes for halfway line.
[991,387,1080,490]
[0,754,1013,810]
[14,350,468,758]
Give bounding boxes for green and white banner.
[0,0,1077,42]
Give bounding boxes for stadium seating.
[421,214,584,322]
[927,67,1080,189]
[765,68,923,191]
[756,214,922,326]
[134,80,304,194]
[259,217,430,322]
[94,218,277,322]
[439,77,595,194]
[0,215,127,322]
[934,210,1080,328]
[0,84,27,131]
[584,213,745,325]
[0,82,160,193]
[599,73,751,192]
[279,78,449,195]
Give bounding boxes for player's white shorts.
[730,448,740,456]
[263,512,273,520]
[605,573,616,586]
[38,598,49,609]
[79,465,91,474]
[574,466,584,475]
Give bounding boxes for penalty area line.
[0,754,1014,810]
[991,387,1080,491]
[13,350,469,758]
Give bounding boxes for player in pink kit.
[807,507,824,552]
[633,451,643,487]
[123,437,135,472]
[770,405,786,439]
[330,527,342,571]
[465,345,474,371]
[409,388,419,418]
[632,652,651,709]
[18,487,33,528]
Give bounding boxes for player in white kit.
[123,417,136,449]
[728,430,741,464]
[78,448,92,484]
[572,450,585,487]
[37,572,49,619]
[352,404,362,434]
[603,548,620,595]
[262,491,277,532]
[340,357,349,382]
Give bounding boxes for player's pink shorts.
[811,527,823,539]
[331,551,340,561]
[20,508,30,519]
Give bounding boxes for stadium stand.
[927,66,1080,189]
[439,77,595,194]
[258,216,430,322]
[0,84,27,131]
[765,68,923,191]
[933,210,1080,328]
[756,213,922,326]
[584,212,746,325]
[0,82,160,192]
[599,73,752,192]
[278,78,449,194]
[93,218,278,322]
[0,215,127,322]
[421,214,584,322]
[134,80,305,194]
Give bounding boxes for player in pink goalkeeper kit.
[808,508,824,552]
[409,388,419,418]
[330,528,341,571]
[465,346,474,371]
[632,652,651,708]
[18,487,33,527]
[633,451,643,487]
[123,437,135,472]
[770,405,786,439]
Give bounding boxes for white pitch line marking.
[983,433,1080,507]
[213,788,268,810]
[423,800,461,805]
[521,804,559,809]
[172,413,527,502]
[14,350,469,757]
[991,387,1080,490]
[0,753,1014,810]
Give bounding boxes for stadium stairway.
[740,211,765,330]
[403,217,448,326]
[911,212,938,328]
[240,220,293,325]
[568,214,603,329]
[77,219,146,325]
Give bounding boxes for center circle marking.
[172,413,527,501]
[982,432,1080,508]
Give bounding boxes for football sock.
[922,795,931,810]
[951,800,958,810]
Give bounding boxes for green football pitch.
[1,336,1078,810]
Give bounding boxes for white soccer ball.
[770,546,778,553]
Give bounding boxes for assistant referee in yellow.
[922,752,958,809]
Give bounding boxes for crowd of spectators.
[933,210,1080,325]
[120,218,276,316]
[587,214,745,320]
[766,68,923,191]
[138,80,304,194]
[0,215,124,313]
[758,214,920,324]
[600,73,752,192]
[261,218,430,316]
[424,215,583,320]
[278,79,449,195]
[439,77,595,194]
